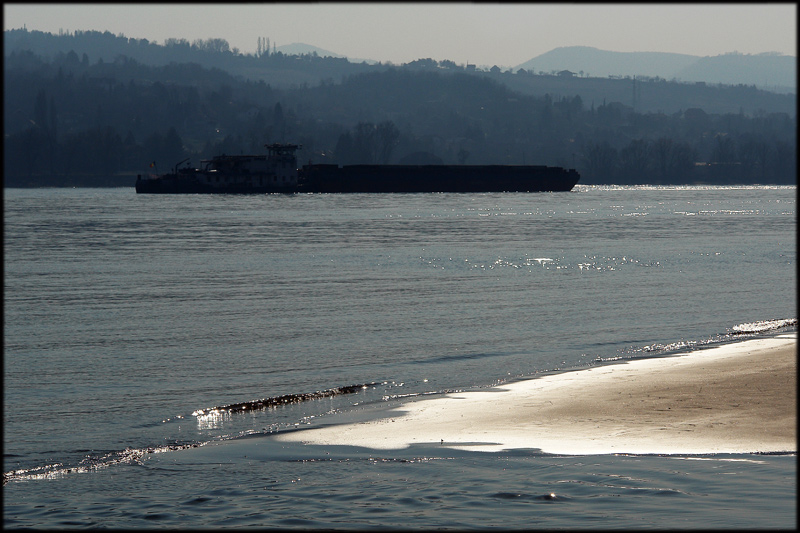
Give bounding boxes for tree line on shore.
[4,45,796,186]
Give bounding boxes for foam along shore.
[273,334,797,455]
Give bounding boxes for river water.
[4,185,796,528]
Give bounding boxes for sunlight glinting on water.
[3,186,795,528]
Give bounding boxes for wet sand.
[273,334,796,455]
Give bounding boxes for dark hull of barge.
[299,164,579,193]
[135,164,580,194]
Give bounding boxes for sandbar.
[273,334,796,455]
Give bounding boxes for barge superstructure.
[135,143,300,194]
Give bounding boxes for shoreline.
[272,333,797,455]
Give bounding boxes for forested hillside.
[6,28,794,115]
[4,30,796,186]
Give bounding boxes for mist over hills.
[245,43,799,94]
[273,43,344,58]
[6,29,794,93]
[275,43,797,94]
[517,46,697,78]
[273,42,377,65]
[672,52,796,92]
[4,28,796,186]
[516,46,796,93]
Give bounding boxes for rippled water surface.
[4,185,796,528]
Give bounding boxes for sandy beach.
[274,334,797,455]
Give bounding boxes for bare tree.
[652,137,696,183]
[583,141,618,181]
[619,139,651,183]
[353,122,377,164]
[375,121,400,164]
[711,135,736,163]
[652,137,674,182]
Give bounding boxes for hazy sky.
[4,3,797,67]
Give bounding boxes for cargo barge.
[135,143,580,194]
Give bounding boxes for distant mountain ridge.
[517,46,697,78]
[672,52,796,91]
[274,43,344,58]
[516,46,796,93]
[281,42,796,93]
[274,43,377,64]
[4,29,794,96]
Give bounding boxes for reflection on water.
[3,186,795,527]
